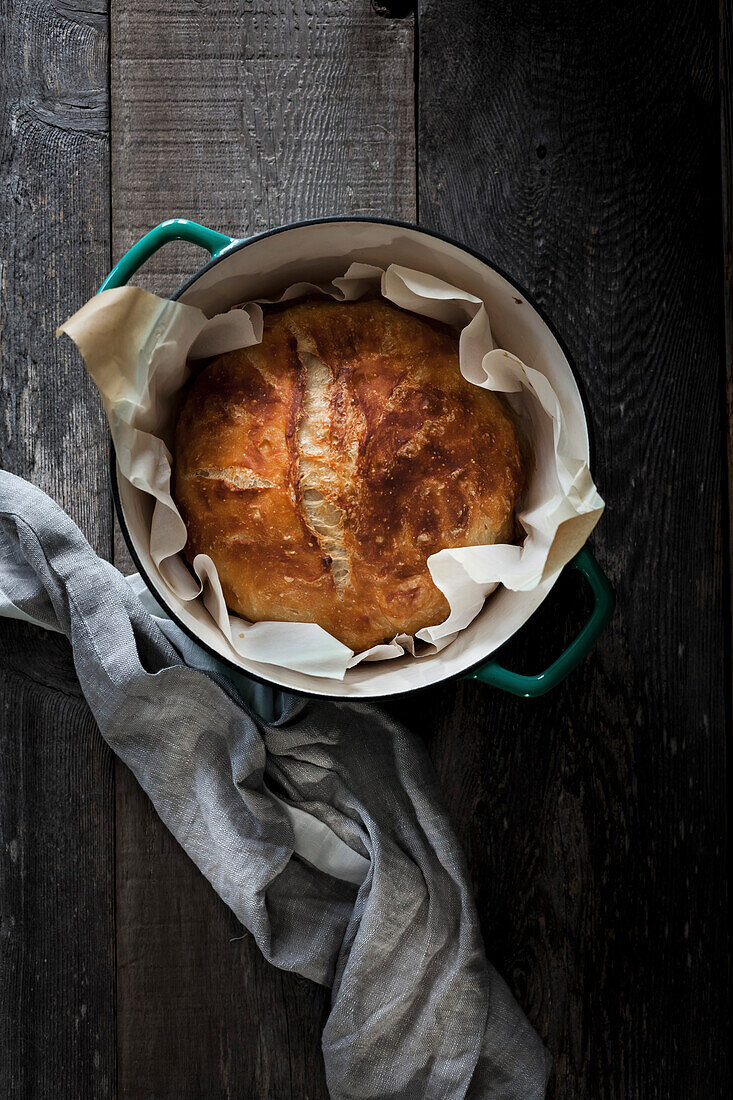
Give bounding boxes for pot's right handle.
[99,219,241,292]
[465,546,614,697]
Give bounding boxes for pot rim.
[111,214,594,700]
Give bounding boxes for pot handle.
[99,219,240,291]
[465,546,614,697]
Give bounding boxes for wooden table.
[1,1,731,1096]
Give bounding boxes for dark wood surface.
[0,0,116,1094]
[0,1,730,1097]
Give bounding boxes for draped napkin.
[0,469,550,1099]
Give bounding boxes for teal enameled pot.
[104,217,614,700]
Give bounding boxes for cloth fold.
[0,469,549,1099]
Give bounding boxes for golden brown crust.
[172,298,525,651]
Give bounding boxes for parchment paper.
[58,263,604,680]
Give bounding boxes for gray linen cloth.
[0,469,550,1099]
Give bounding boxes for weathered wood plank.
[111,0,415,293]
[0,1,115,1093]
[0,0,111,537]
[415,0,729,1096]
[724,0,733,647]
[110,2,415,1094]
[0,632,115,1098]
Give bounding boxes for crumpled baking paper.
[58,263,604,680]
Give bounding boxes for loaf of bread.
[172,298,526,652]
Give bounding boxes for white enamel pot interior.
[113,218,591,699]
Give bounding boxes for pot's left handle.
[99,219,240,292]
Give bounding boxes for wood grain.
[721,0,733,1055]
[0,0,115,1095]
[415,0,730,1096]
[0,0,111,537]
[0,630,116,1098]
[110,2,415,1094]
[724,0,733,660]
[110,0,416,294]
[2,0,729,1096]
